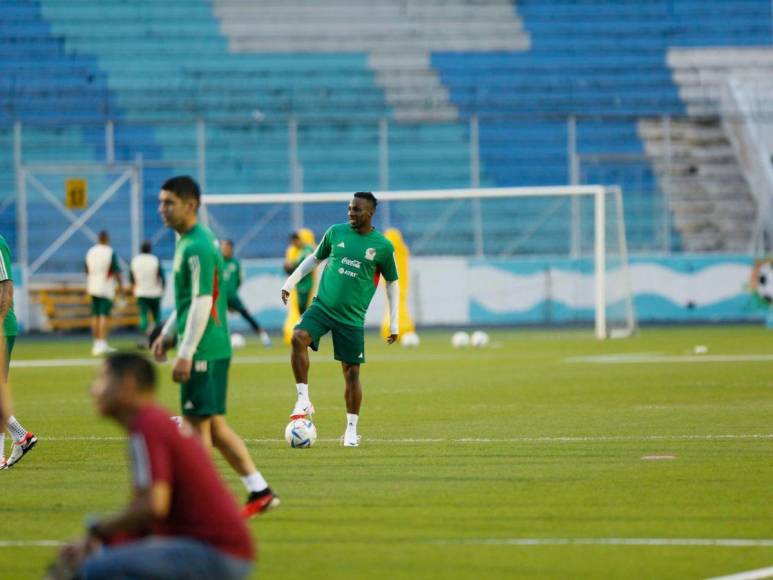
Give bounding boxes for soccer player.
[283,232,315,315]
[54,353,254,579]
[130,241,165,347]
[151,176,278,517]
[85,230,124,356]
[221,239,271,347]
[281,192,399,447]
[0,233,37,469]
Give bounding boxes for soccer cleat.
[242,488,280,519]
[259,330,272,347]
[7,432,37,467]
[289,400,315,420]
[341,433,361,447]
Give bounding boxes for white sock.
[346,413,359,435]
[296,383,309,402]
[242,471,269,493]
[7,416,27,442]
[0,432,5,458]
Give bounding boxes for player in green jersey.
[151,176,278,517]
[0,234,37,469]
[281,192,400,447]
[221,239,271,347]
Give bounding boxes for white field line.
[2,538,772,549]
[706,566,773,580]
[10,353,493,369]
[566,353,773,364]
[38,433,773,444]
[431,538,773,547]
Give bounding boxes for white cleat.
[341,433,361,447]
[289,400,315,420]
[7,432,37,467]
[91,344,117,356]
[259,331,272,347]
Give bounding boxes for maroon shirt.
[129,404,254,561]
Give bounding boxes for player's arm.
[236,260,242,290]
[111,252,124,292]
[381,249,400,344]
[281,229,330,304]
[158,262,166,289]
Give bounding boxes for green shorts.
[137,297,161,332]
[180,358,230,417]
[90,296,113,317]
[296,302,365,364]
[3,335,15,377]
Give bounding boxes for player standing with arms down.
[151,176,278,517]
[0,233,37,469]
[130,241,165,347]
[281,192,399,447]
[221,239,271,347]
[85,231,124,356]
[283,232,315,315]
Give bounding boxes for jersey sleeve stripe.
[0,256,8,282]
[188,255,201,297]
[130,433,152,490]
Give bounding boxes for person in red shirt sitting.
[54,353,255,579]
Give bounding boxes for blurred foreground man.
[51,353,254,580]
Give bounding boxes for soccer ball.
[470,330,490,348]
[401,332,420,348]
[230,333,246,349]
[451,331,470,348]
[285,418,317,448]
[755,262,773,302]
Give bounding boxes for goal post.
[202,185,637,339]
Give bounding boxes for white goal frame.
[202,185,635,340]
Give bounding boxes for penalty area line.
[430,538,773,548]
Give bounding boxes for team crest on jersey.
[365,248,376,260]
[337,242,346,248]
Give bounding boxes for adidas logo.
[337,242,345,248]
[184,400,195,410]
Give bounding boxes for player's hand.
[387,333,398,344]
[172,358,193,383]
[151,335,171,362]
[281,289,290,305]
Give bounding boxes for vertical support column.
[662,116,673,253]
[379,117,392,229]
[196,119,207,192]
[105,120,115,164]
[288,118,303,229]
[594,187,607,340]
[130,167,141,256]
[568,116,581,258]
[613,186,636,335]
[470,115,484,257]
[14,122,30,329]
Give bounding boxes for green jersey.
[313,224,398,327]
[222,257,241,300]
[294,244,315,294]
[173,224,231,360]
[0,234,18,337]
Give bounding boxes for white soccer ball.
[230,333,246,349]
[755,262,773,302]
[401,332,420,348]
[451,331,470,348]
[471,330,490,348]
[285,418,317,448]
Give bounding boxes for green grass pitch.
[0,326,771,579]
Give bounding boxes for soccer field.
[1,326,771,579]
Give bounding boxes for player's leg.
[90,297,101,355]
[340,363,362,447]
[185,415,213,450]
[290,329,316,418]
[230,297,271,346]
[331,324,366,447]
[137,298,149,334]
[149,298,161,332]
[3,336,37,467]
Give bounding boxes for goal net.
[202,185,636,339]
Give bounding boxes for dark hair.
[140,241,152,253]
[162,175,201,206]
[354,191,378,210]
[289,232,300,241]
[221,239,234,247]
[104,353,157,393]
[98,230,110,243]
